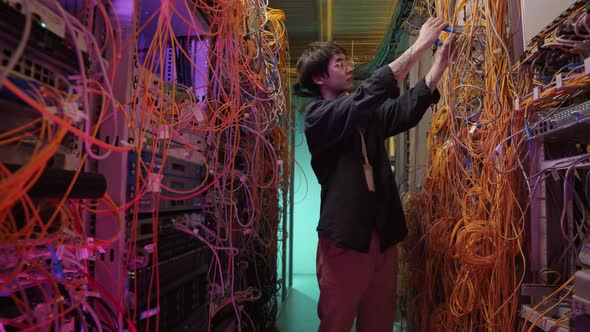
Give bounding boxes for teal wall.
[293,110,321,275]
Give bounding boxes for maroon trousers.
[316,232,398,332]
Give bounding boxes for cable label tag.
[158,125,170,140]
[585,57,590,75]
[147,173,164,192]
[556,73,563,89]
[140,306,160,319]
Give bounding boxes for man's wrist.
[413,39,432,54]
[425,74,435,91]
[425,69,440,92]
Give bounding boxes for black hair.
[295,41,347,96]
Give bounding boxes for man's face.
[319,53,354,95]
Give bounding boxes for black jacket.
[304,65,440,252]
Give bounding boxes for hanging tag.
[556,73,563,89]
[364,163,375,192]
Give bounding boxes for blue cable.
[524,117,531,138]
[48,245,65,281]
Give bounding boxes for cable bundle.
[401,0,526,330]
[0,1,292,331]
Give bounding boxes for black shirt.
[304,65,440,252]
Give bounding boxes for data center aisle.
[276,274,407,332]
[276,274,320,332]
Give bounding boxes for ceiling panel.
[333,0,398,64]
[269,0,398,72]
[268,0,319,68]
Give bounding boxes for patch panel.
[530,99,590,142]
[127,151,205,213]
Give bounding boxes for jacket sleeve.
[304,66,400,155]
[374,79,440,138]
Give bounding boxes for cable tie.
[551,169,560,181]
[495,144,503,155]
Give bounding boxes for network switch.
[6,0,88,52]
[529,99,590,142]
[0,2,88,73]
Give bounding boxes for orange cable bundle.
[402,0,527,330]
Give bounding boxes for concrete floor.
[276,274,320,332]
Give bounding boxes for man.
[295,17,457,331]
